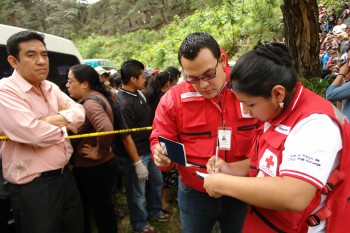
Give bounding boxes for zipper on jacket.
[180,131,212,136]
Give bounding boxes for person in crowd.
[333,18,347,37]
[325,50,338,68]
[321,46,333,68]
[327,8,337,32]
[326,51,350,120]
[0,30,85,233]
[66,64,118,233]
[203,42,343,233]
[165,66,181,86]
[318,3,327,19]
[117,59,169,233]
[114,73,122,90]
[144,67,180,213]
[110,71,122,92]
[341,4,350,25]
[150,32,259,233]
[323,35,338,50]
[95,66,110,82]
[145,69,179,122]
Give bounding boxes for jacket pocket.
[181,96,206,128]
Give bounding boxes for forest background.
[1,0,344,79]
[0,0,344,231]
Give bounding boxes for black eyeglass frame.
[183,60,219,84]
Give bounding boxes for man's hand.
[153,143,172,167]
[133,160,149,181]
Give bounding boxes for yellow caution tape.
[0,126,152,141]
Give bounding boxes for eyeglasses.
[67,79,79,84]
[184,60,219,84]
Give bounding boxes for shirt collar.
[12,70,52,94]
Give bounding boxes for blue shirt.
[322,53,332,68]
[326,82,350,120]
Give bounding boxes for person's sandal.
[157,211,170,222]
[134,225,156,233]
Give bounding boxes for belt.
[40,165,69,178]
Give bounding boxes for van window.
[0,46,80,92]
[0,24,83,93]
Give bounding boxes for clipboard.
[158,136,200,167]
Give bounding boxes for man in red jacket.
[150,32,258,233]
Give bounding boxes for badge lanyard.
[214,85,232,151]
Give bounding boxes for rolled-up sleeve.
[325,83,350,101]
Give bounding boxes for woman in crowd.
[144,66,180,213]
[326,50,350,120]
[204,43,345,232]
[66,64,118,233]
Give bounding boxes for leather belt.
[40,165,68,178]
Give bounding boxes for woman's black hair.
[144,71,173,103]
[69,64,111,99]
[230,42,297,98]
[164,66,181,81]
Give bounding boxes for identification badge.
[218,127,232,150]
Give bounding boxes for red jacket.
[150,79,258,192]
[243,83,347,233]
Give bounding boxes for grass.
[90,186,182,233]
[115,188,182,233]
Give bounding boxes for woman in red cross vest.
[203,42,345,233]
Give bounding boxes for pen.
[214,138,219,172]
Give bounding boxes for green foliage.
[0,0,285,71]
[299,76,328,97]
[75,1,283,69]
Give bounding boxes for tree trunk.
[281,0,321,78]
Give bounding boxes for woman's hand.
[203,173,224,198]
[206,156,230,174]
[80,144,103,160]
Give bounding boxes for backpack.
[81,95,129,158]
[81,95,108,111]
[306,107,350,232]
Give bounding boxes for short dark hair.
[178,32,220,65]
[110,72,122,87]
[120,59,144,85]
[7,30,46,61]
[230,42,297,98]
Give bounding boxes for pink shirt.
[0,71,85,184]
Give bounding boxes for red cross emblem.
[265,155,275,169]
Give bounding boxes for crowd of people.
[319,3,350,122]
[0,16,349,233]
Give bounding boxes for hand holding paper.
[158,136,201,167]
[153,143,172,168]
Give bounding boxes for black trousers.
[0,197,15,233]
[73,158,118,233]
[9,169,84,233]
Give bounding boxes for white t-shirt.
[278,114,342,233]
[333,24,347,34]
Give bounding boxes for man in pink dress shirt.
[0,30,85,233]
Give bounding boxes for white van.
[0,24,83,90]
